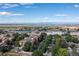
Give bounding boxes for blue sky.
[0,3,79,24]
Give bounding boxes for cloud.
[12,14,24,16]
[55,14,68,17]
[0,3,19,8]
[74,4,79,8]
[25,6,37,8]
[0,12,11,15]
[19,3,37,8]
[24,4,37,8]
[20,3,34,6]
[0,3,36,9]
[43,17,49,19]
[0,12,24,16]
[76,17,79,19]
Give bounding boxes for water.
[9,30,32,33]
[47,31,79,35]
[9,30,79,36]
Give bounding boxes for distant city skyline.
[0,3,79,24]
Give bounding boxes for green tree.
[52,35,62,56]
[32,50,43,56]
[15,40,20,47]
[60,39,68,48]
[72,37,79,43]
[23,33,29,37]
[0,45,12,55]
[56,48,67,56]
[64,33,79,43]
[5,40,13,45]
[38,32,47,42]
[15,36,20,46]
[22,42,31,51]
[32,34,53,56]
[72,47,77,56]
[39,42,47,53]
[12,33,20,41]
[65,34,72,42]
[46,35,52,44]
[39,35,52,53]
[30,43,35,51]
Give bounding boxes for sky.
[0,3,79,24]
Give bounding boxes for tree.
[65,34,72,42]
[32,50,43,56]
[12,33,20,42]
[56,48,67,56]
[52,45,59,56]
[12,35,20,47]
[72,47,77,56]
[70,43,76,49]
[38,35,53,53]
[52,35,62,56]
[0,45,12,54]
[47,35,53,44]
[22,42,31,51]
[39,41,48,53]
[32,34,53,56]
[5,40,13,45]
[60,39,68,48]
[38,32,47,42]
[15,40,20,47]
[12,33,22,47]
[23,41,38,52]
[23,33,29,37]
[72,37,79,43]
[64,33,79,43]
[30,44,35,51]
